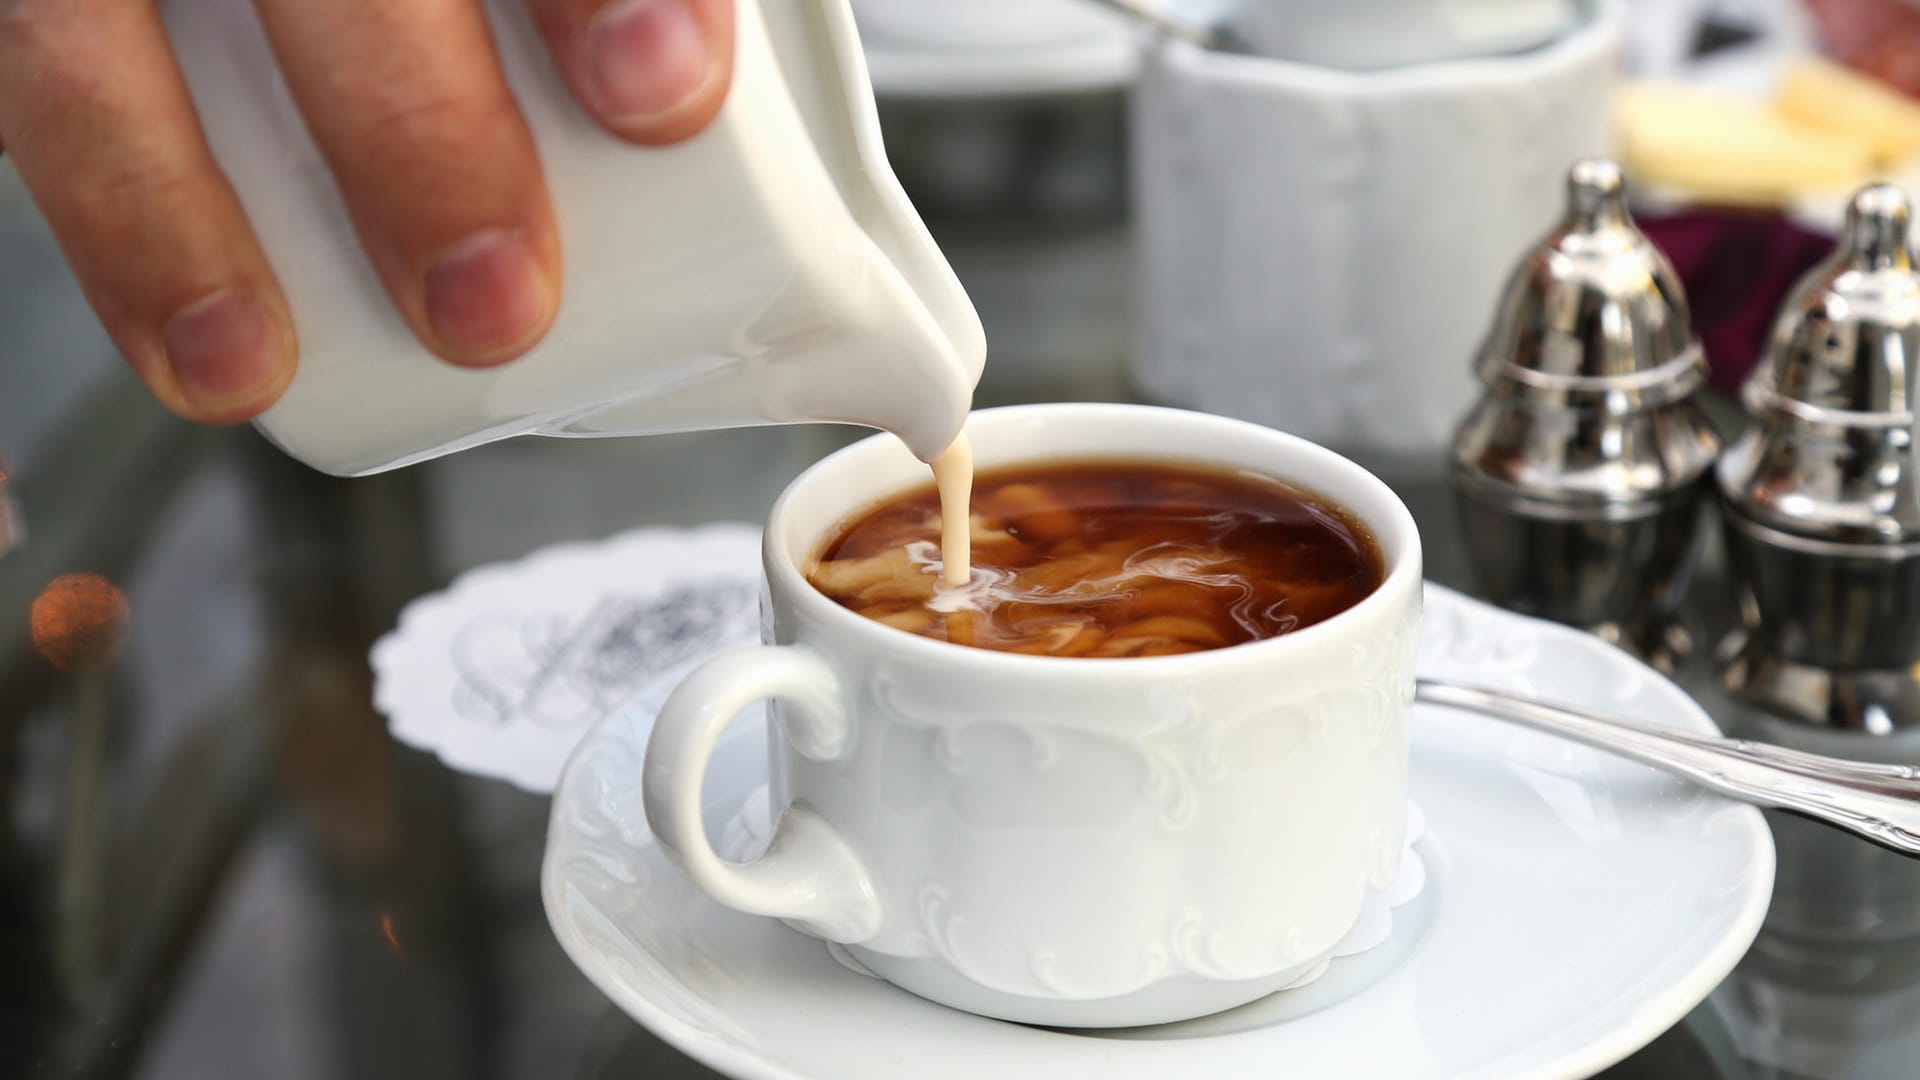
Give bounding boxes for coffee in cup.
[809,459,1383,657]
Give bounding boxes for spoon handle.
[1078,0,1234,49]
[1415,679,1920,857]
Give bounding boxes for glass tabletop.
[4,189,1917,1080]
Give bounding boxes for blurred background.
[8,0,1920,1077]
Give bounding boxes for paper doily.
[371,524,763,792]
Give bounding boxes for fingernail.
[423,229,552,359]
[163,289,283,406]
[584,0,713,124]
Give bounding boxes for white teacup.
[644,404,1422,1027]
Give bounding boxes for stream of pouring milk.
[930,434,974,588]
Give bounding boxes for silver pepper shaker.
[1451,159,1722,672]
[1719,184,1920,733]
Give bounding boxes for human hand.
[0,0,734,423]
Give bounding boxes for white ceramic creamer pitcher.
[161,0,984,476]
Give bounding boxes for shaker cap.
[1746,184,1920,423]
[1453,159,1720,510]
[1474,159,1704,407]
[1721,184,1920,544]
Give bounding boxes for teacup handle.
[643,645,882,943]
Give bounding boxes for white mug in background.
[643,404,1422,1027]
[1129,0,1621,460]
[1227,0,1579,70]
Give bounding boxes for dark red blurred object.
[1650,0,1920,395]
[1637,210,1836,395]
[1804,0,1920,99]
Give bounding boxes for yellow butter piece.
[1776,57,1920,162]
[1617,83,1877,205]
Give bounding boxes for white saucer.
[543,585,1775,1079]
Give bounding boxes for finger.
[525,0,734,145]
[251,0,561,366]
[0,1,295,423]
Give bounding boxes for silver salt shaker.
[1451,159,1722,671]
[1719,184,1920,732]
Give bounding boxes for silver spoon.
[1078,0,1251,53]
[1417,679,1920,857]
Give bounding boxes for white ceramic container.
[164,0,983,475]
[1129,0,1621,458]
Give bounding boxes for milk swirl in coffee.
[810,457,1383,657]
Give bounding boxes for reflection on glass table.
[3,206,1917,1080]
